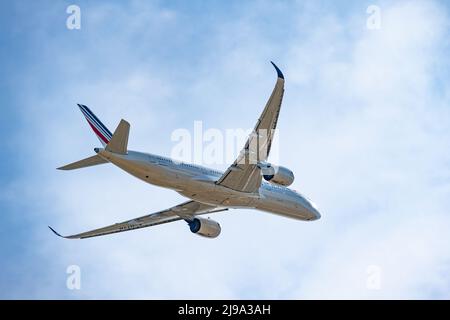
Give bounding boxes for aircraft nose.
[313,208,321,220]
[308,206,321,221]
[304,199,321,221]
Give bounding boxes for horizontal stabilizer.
[57,155,107,170]
[106,119,130,155]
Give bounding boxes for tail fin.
[57,105,130,171]
[106,119,130,154]
[57,155,107,170]
[78,104,113,147]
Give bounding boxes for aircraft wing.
[216,62,285,193]
[49,201,226,239]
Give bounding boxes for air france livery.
[49,62,321,239]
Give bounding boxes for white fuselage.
[97,149,321,221]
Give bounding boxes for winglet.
[48,226,65,238]
[270,61,284,80]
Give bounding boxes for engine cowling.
[187,217,221,238]
[261,164,295,186]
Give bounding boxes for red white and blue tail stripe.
[77,104,113,147]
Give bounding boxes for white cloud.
[282,0,450,298]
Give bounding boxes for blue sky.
[1,0,450,299]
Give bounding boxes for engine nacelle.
[260,163,295,186]
[187,217,221,238]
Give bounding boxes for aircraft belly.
[254,196,311,220]
[108,156,185,190]
[178,184,257,208]
[102,151,313,220]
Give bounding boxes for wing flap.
[106,119,130,155]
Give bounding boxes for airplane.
[49,62,321,239]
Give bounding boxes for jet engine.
[259,163,295,186]
[187,217,221,238]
